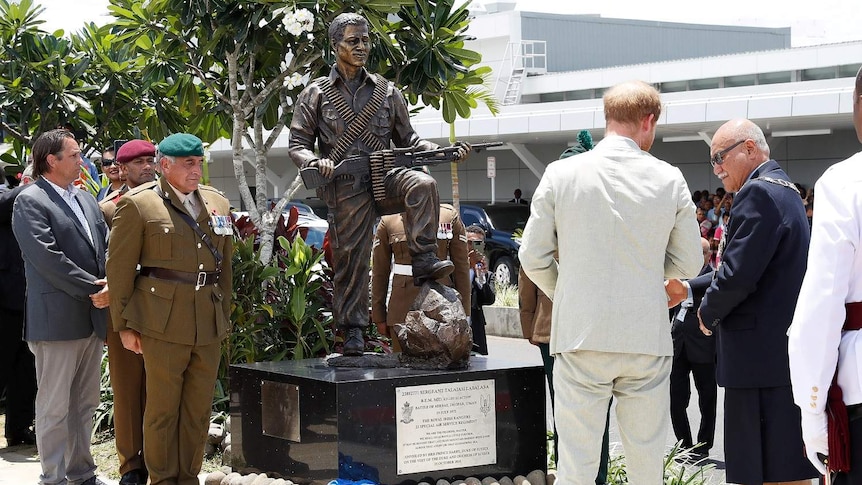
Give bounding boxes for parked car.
[458,202,530,286]
[232,206,328,249]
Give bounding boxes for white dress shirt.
[45,178,93,245]
[788,151,862,414]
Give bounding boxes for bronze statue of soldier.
[289,12,470,356]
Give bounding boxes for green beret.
[158,133,204,157]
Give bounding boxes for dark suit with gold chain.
[107,176,232,485]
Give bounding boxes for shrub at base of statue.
[396,281,473,370]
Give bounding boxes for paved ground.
[1,335,727,484]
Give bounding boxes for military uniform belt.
[141,267,220,289]
[844,302,862,331]
[392,263,412,276]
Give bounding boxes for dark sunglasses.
[710,140,746,167]
[101,158,116,167]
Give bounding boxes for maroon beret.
[116,140,156,164]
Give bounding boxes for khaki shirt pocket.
[122,276,178,334]
[389,231,411,262]
[145,221,179,260]
[320,106,342,145]
[370,105,391,139]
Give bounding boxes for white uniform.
[788,151,862,472]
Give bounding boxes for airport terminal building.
[207,3,862,206]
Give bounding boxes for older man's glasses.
[710,140,746,167]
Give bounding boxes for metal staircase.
[495,40,547,106]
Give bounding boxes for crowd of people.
[0,131,233,485]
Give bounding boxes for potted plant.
[482,282,522,338]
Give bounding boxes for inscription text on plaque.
[395,379,496,475]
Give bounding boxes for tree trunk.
[449,123,459,213]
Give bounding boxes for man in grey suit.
[519,80,703,485]
[12,129,110,485]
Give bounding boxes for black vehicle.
[458,202,530,287]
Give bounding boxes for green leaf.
[444,47,481,64]
[134,35,152,50]
[290,285,306,323]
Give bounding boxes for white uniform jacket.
[789,151,862,414]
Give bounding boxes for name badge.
[210,214,233,236]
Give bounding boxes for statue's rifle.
[300,142,503,192]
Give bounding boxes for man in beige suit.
[519,80,702,485]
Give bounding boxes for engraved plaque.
[261,380,301,442]
[396,379,496,475]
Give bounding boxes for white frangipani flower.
[282,8,314,36]
[282,72,304,90]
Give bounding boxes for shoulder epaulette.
[199,185,227,197]
[125,181,158,196]
[439,204,457,222]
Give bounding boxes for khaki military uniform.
[518,266,552,344]
[107,177,233,485]
[100,186,148,476]
[371,204,470,351]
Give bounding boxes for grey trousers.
[554,350,672,485]
[29,333,103,485]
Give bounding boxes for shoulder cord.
[153,186,223,272]
[754,176,801,196]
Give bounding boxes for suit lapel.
[74,191,101,253]
[36,178,95,251]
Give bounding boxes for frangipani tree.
[110,0,495,263]
[0,0,199,169]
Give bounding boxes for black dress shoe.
[342,328,365,356]
[80,476,108,485]
[6,428,36,446]
[119,469,147,485]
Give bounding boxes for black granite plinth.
[230,356,546,485]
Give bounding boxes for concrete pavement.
[0,443,118,485]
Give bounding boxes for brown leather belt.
[140,267,220,288]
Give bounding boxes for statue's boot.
[412,252,454,286]
[343,327,365,356]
